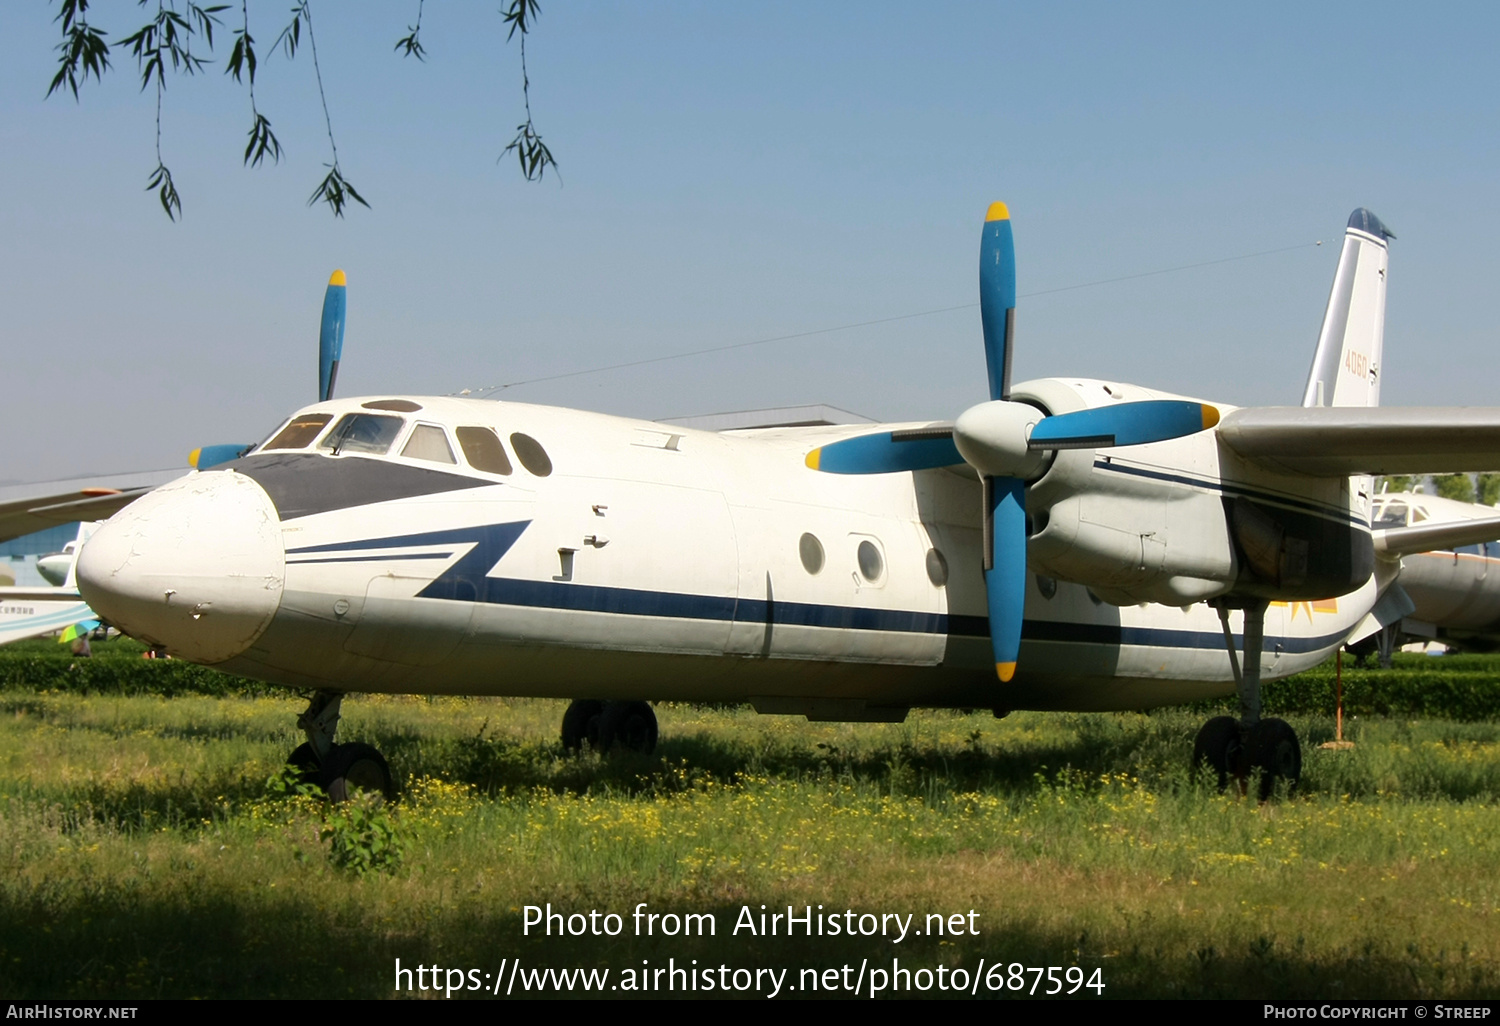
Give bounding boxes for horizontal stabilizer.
[1373,516,1500,557]
[1218,407,1500,476]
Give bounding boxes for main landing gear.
[287,691,395,801]
[560,699,658,754]
[1194,599,1302,801]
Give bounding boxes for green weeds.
[3,644,1500,997]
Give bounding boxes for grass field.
[4,639,1500,999]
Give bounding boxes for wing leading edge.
[1218,407,1500,477]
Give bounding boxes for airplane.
[0,521,99,646]
[68,204,1500,803]
[1355,489,1500,659]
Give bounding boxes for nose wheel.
[287,691,395,801]
[1198,600,1302,799]
[561,699,657,753]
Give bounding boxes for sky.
[3,2,1499,483]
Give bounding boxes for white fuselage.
[76,380,1381,718]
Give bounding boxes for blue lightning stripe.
[288,521,1350,656]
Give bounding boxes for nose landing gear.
[287,691,395,801]
[1195,600,1302,800]
[560,699,658,754]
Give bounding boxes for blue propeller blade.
[319,269,347,403]
[979,202,1016,402]
[805,430,962,475]
[189,444,250,469]
[985,476,1027,682]
[1029,400,1220,450]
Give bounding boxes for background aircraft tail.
[1301,208,1395,409]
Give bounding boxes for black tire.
[599,700,658,754]
[1247,717,1301,801]
[317,742,394,802]
[1192,715,1240,791]
[288,741,321,773]
[561,700,606,752]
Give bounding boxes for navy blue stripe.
[288,525,501,555]
[287,553,452,565]
[1094,460,1369,527]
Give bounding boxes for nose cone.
[77,471,284,664]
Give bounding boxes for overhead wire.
[453,239,1322,398]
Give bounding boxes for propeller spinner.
[805,204,1219,682]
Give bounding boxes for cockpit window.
[1373,502,1408,528]
[456,426,513,475]
[318,413,404,456]
[402,424,457,464]
[510,432,553,477]
[263,413,333,450]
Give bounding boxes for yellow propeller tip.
[805,449,821,470]
[996,661,1016,682]
[1201,405,1220,430]
[188,447,202,469]
[328,269,346,287]
[985,201,1011,222]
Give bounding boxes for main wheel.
[599,700,658,754]
[561,700,606,751]
[317,742,395,802]
[1247,717,1301,801]
[1192,715,1240,791]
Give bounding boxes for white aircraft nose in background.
[76,471,285,663]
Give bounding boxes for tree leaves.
[146,162,182,221]
[47,1,112,100]
[44,1,560,218]
[308,165,369,218]
[244,111,281,166]
[502,122,558,182]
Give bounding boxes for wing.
[1373,515,1500,557]
[1217,407,1500,476]
[0,470,179,544]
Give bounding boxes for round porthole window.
[925,548,948,587]
[509,433,553,477]
[799,533,824,574]
[857,540,884,582]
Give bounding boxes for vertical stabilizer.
[1301,209,1394,408]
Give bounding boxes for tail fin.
[1301,208,1395,409]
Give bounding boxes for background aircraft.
[1356,490,1500,660]
[62,206,1500,803]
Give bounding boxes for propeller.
[319,269,347,404]
[190,270,349,471]
[805,203,1219,682]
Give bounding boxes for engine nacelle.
[1012,377,1238,606]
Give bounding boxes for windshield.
[317,413,405,456]
[262,413,333,451]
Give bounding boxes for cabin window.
[926,548,949,587]
[511,433,554,477]
[1373,502,1408,528]
[857,540,884,583]
[263,413,333,450]
[1411,507,1430,523]
[456,426,513,475]
[318,413,404,456]
[799,533,824,574]
[402,424,457,464]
